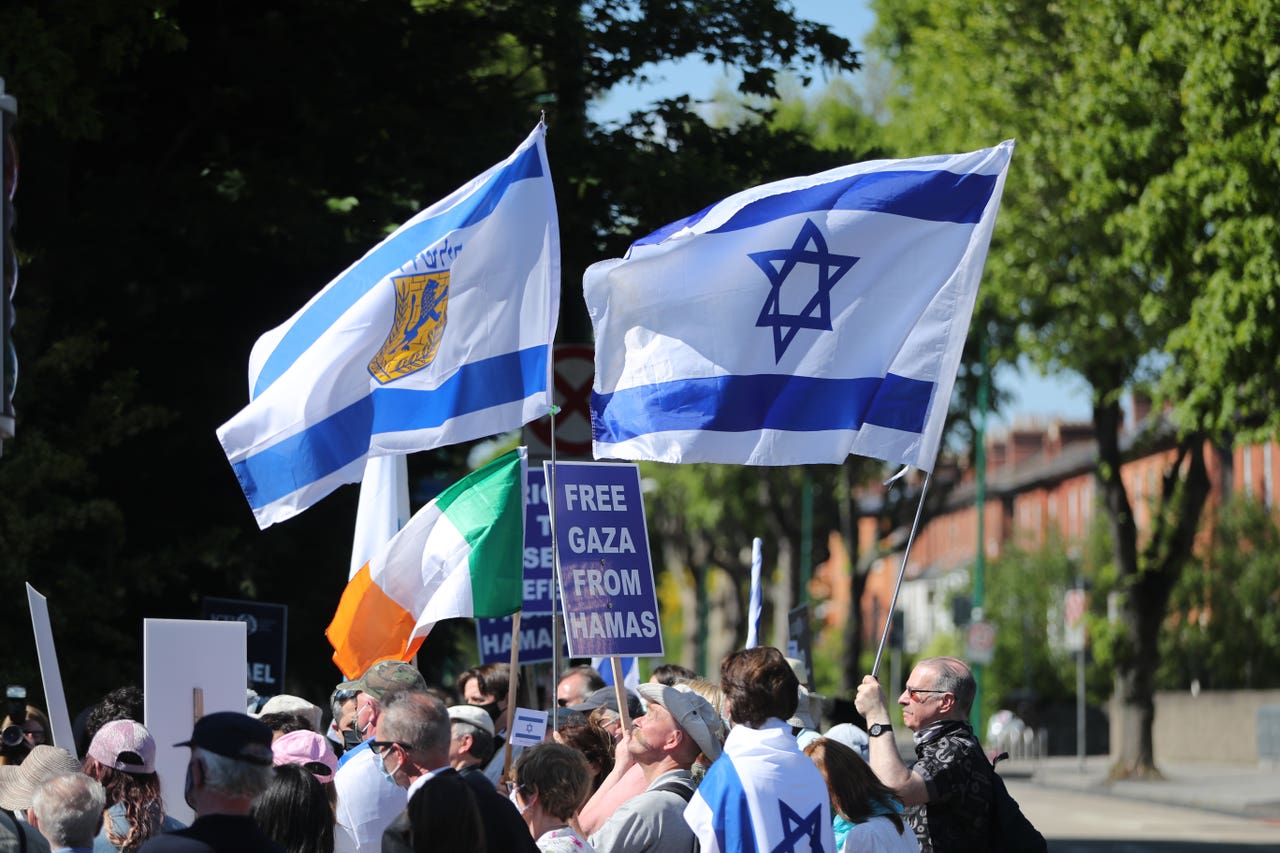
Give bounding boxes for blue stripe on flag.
[697,757,758,853]
[634,168,997,248]
[235,346,547,509]
[592,373,933,443]
[252,145,545,399]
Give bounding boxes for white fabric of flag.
[683,719,835,852]
[745,537,763,649]
[586,141,1013,472]
[349,455,410,580]
[218,124,560,528]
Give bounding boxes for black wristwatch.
[868,723,893,738]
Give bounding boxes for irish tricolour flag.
[327,447,527,677]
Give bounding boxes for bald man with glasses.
[855,656,995,853]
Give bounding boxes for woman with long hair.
[82,720,185,852]
[251,764,335,853]
[803,736,919,853]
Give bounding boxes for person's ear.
[26,807,39,831]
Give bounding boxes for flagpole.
[548,400,562,732]
[503,610,522,783]
[610,657,633,732]
[871,472,932,679]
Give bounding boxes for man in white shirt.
[331,661,427,853]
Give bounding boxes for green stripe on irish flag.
[328,447,527,678]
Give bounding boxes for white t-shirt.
[333,744,408,853]
[839,815,921,853]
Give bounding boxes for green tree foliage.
[866,0,1280,776]
[1159,498,1280,689]
[0,0,857,709]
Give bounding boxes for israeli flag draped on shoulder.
[684,719,835,852]
[585,141,1013,471]
[218,123,560,528]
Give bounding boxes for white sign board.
[144,619,247,825]
[25,584,76,757]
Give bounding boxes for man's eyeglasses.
[905,687,950,703]
[368,740,411,753]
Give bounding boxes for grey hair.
[450,721,494,763]
[380,691,450,760]
[194,747,273,799]
[919,656,976,715]
[31,773,105,848]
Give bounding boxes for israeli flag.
[684,719,835,852]
[593,655,640,692]
[219,124,559,528]
[586,142,1013,472]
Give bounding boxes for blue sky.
[588,0,1093,426]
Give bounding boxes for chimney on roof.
[1131,391,1153,429]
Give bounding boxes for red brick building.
[813,409,1280,655]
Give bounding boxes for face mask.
[508,786,530,817]
[342,728,363,751]
[379,746,400,787]
[477,701,503,723]
[184,762,197,809]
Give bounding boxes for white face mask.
[508,786,531,816]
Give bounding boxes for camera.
[1,684,26,750]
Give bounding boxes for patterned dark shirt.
[905,720,994,852]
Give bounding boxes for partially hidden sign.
[476,614,567,665]
[548,461,663,658]
[521,466,555,613]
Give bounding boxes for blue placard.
[476,613,567,665]
[522,467,555,613]
[547,461,664,658]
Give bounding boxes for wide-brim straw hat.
[0,745,82,810]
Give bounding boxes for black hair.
[405,775,484,853]
[251,764,335,853]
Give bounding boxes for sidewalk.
[999,754,1280,820]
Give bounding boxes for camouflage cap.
[336,660,427,702]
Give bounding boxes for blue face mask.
[379,746,401,787]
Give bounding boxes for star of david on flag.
[772,801,825,853]
[585,141,1013,473]
[751,218,859,362]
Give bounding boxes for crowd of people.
[0,651,1006,853]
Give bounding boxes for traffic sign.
[966,620,996,665]
[525,344,594,459]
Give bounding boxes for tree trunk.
[1096,398,1211,779]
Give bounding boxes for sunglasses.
[904,687,950,703]
[368,740,411,753]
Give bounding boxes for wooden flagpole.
[502,610,522,782]
[610,656,632,732]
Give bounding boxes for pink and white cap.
[88,719,156,775]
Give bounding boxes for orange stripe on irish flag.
[326,564,424,679]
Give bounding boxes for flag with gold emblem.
[218,124,559,529]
